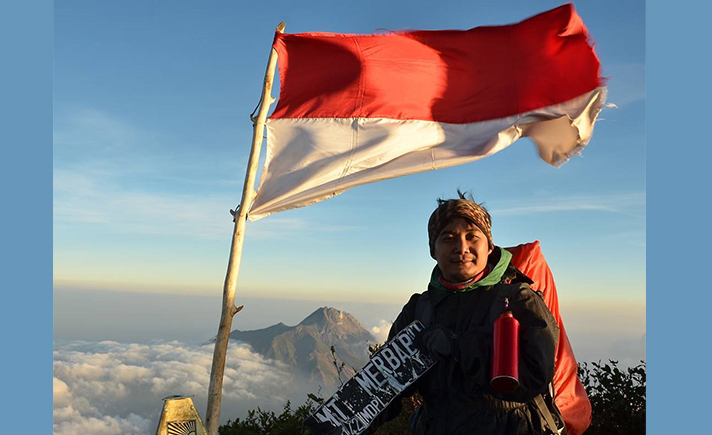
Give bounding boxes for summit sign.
[305,321,436,435]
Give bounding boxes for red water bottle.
[491,298,520,392]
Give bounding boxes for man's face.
[433,217,492,282]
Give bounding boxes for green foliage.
[578,360,646,435]
[218,400,317,435]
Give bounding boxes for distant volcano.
[218,307,376,390]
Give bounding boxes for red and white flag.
[248,3,606,221]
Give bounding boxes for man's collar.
[429,246,513,294]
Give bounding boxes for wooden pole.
[205,22,285,435]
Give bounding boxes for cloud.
[53,377,72,408]
[53,340,309,435]
[53,411,153,435]
[490,192,646,218]
[53,107,242,178]
[370,320,393,344]
[53,106,239,239]
[53,169,235,239]
[600,230,646,247]
[52,106,350,243]
[53,171,353,240]
[53,107,358,240]
[53,107,149,156]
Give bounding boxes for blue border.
[647,1,710,433]
[0,1,53,433]
[2,1,703,433]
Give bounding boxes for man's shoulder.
[397,290,433,319]
[403,291,425,310]
[491,279,549,312]
[500,263,534,286]
[388,291,429,339]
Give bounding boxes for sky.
[53,0,645,432]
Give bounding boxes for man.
[374,192,564,434]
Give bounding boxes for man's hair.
[427,189,493,257]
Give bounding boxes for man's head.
[428,192,493,282]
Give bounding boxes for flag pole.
[205,22,285,435]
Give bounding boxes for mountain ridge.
[221,307,376,390]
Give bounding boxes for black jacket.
[375,248,560,434]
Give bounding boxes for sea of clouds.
[53,340,310,435]
[53,317,645,435]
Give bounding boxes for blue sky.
[53,0,644,348]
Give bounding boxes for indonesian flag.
[248,3,605,221]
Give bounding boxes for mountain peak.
[225,306,375,391]
[299,307,351,327]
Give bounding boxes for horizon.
[53,286,645,367]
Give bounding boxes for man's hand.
[416,325,458,360]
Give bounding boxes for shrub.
[578,360,646,435]
[221,359,646,434]
[218,400,316,435]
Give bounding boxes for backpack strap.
[532,383,567,435]
[414,292,433,327]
